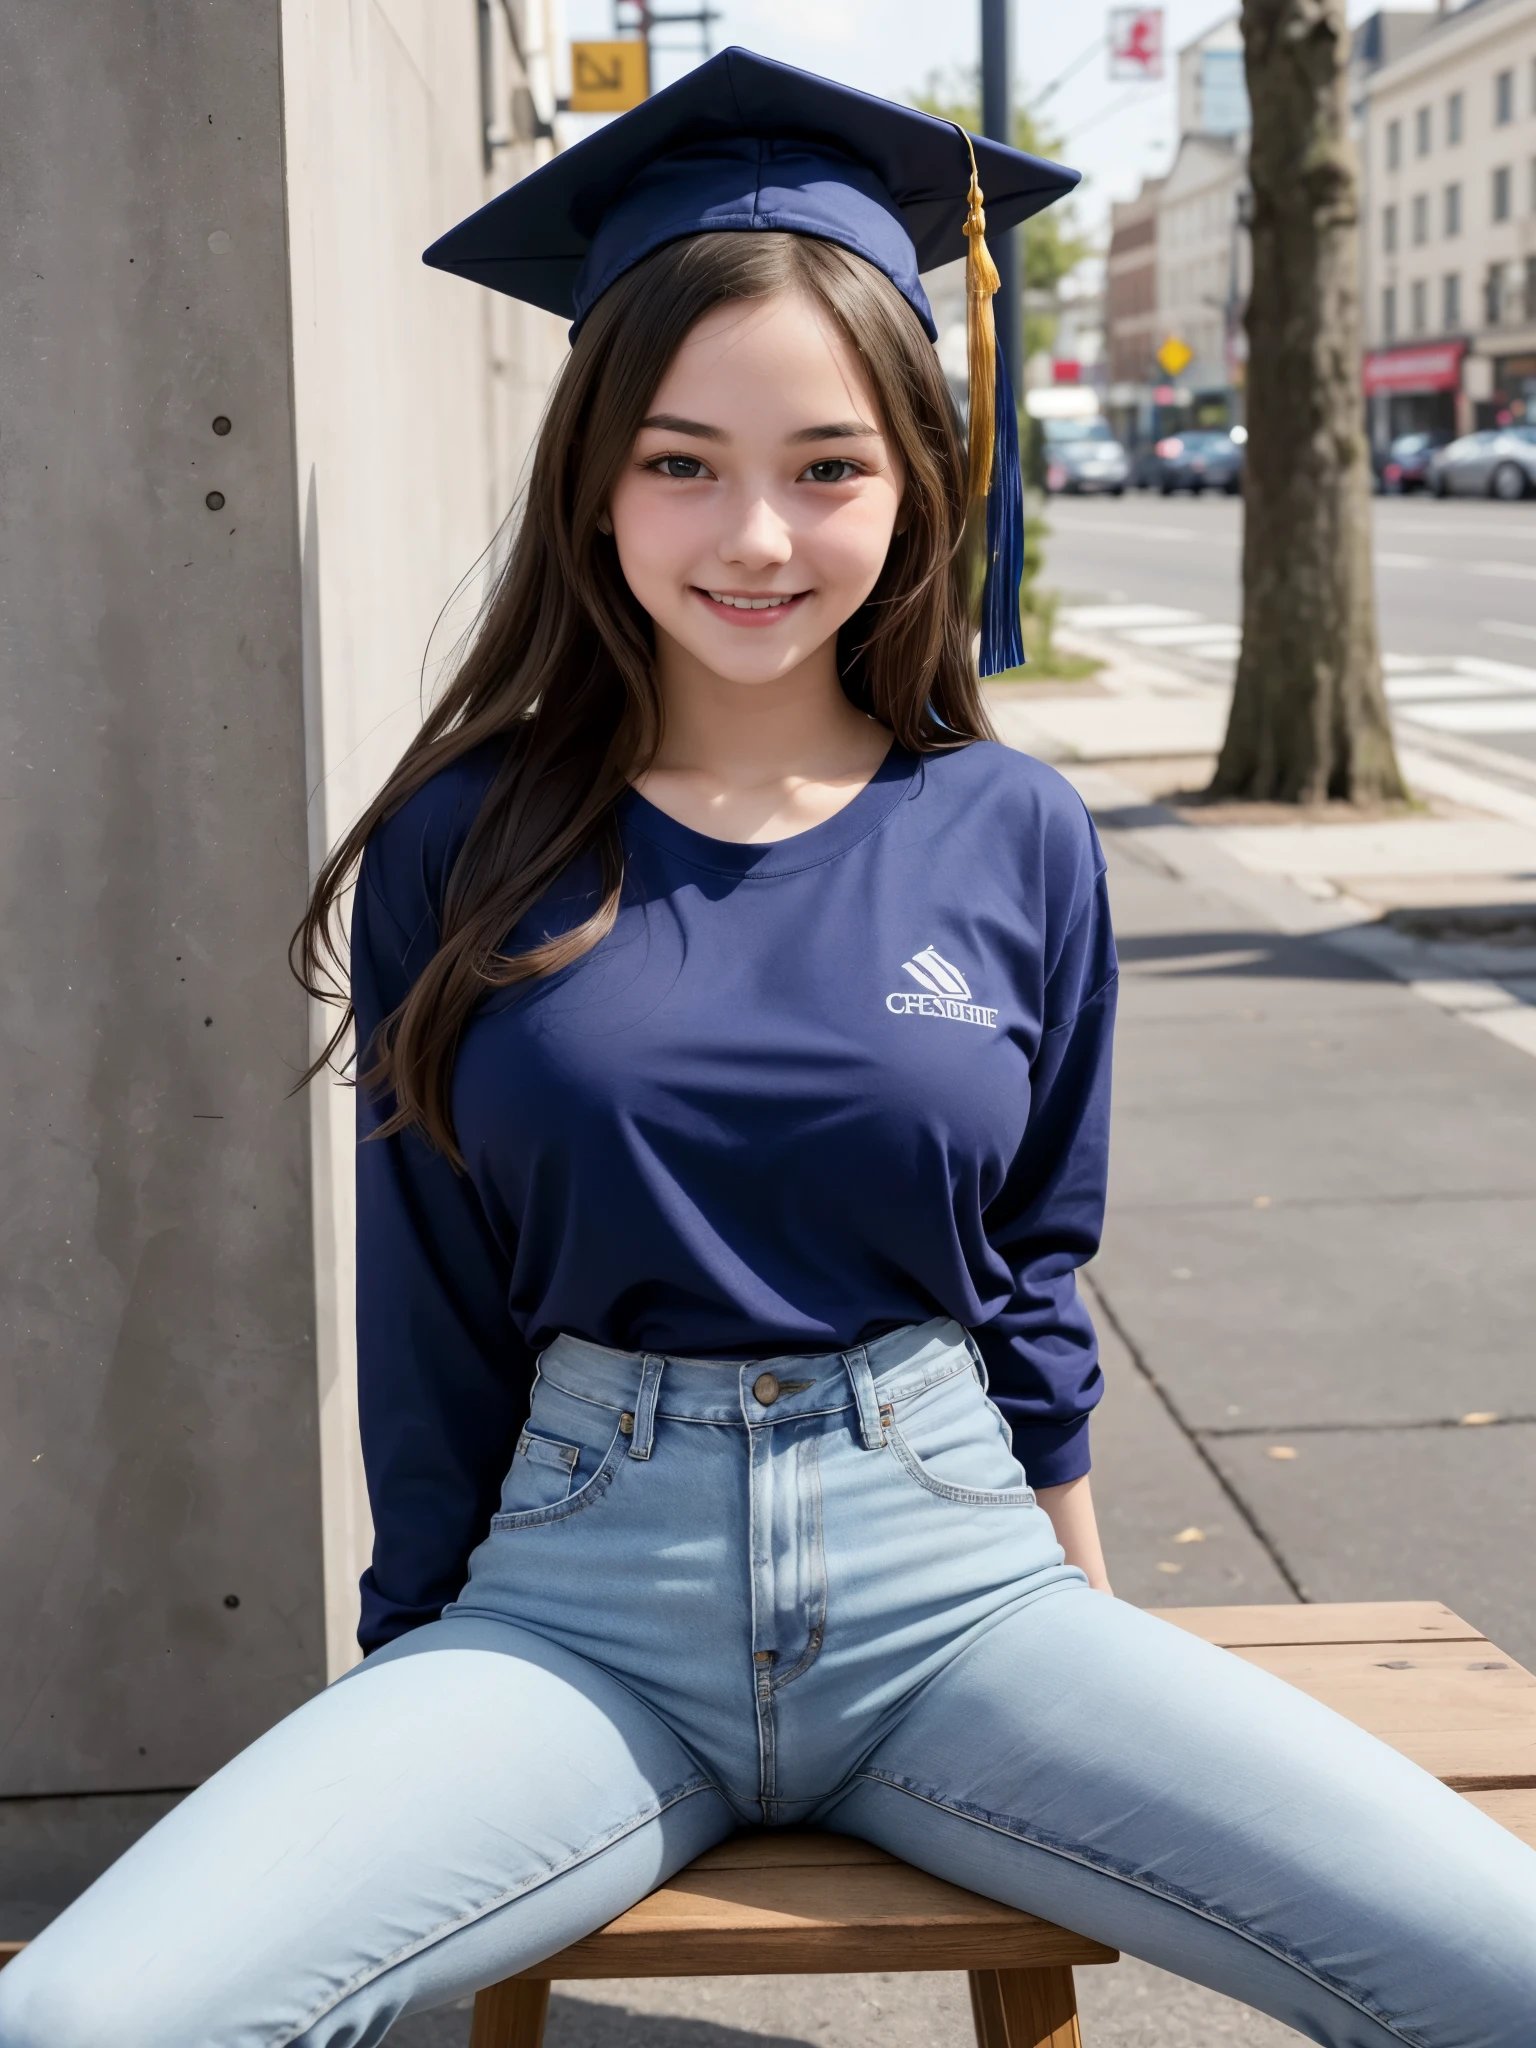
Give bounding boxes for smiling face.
[606,289,907,692]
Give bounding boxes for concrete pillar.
[0,0,567,1919]
[0,0,323,1803]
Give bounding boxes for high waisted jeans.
[3,1321,1534,2048]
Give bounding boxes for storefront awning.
[1363,342,1465,395]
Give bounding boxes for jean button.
[752,1372,781,1406]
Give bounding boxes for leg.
[969,1967,1080,2048]
[0,1615,731,2048]
[825,1588,1536,2048]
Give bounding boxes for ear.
[596,510,614,536]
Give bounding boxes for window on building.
[1387,118,1401,171]
[1530,157,1536,215]
[1447,90,1463,144]
[1415,105,1431,155]
[1444,183,1461,237]
[1526,256,1536,322]
[1442,272,1460,330]
[1485,261,1507,324]
[1383,202,1397,252]
[1383,284,1396,340]
[1412,192,1428,243]
[1411,278,1427,332]
[1493,165,1512,222]
[1495,69,1514,125]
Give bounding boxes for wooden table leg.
[469,1976,551,2048]
[968,1966,1082,2048]
[969,1969,1012,2048]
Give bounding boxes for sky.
[563,0,1439,244]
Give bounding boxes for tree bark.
[1212,0,1405,803]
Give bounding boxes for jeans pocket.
[884,1365,1035,1506]
[500,1429,581,1514]
[490,1382,627,1529]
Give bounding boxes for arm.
[350,814,535,1656]
[1036,1475,1111,1593]
[973,813,1118,1497]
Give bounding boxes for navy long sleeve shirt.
[351,738,1117,1653]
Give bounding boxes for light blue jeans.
[3,1320,1534,2048]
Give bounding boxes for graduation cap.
[424,47,1079,677]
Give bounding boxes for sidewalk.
[993,637,1536,1666]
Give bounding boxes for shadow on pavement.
[390,1993,816,2048]
[1113,929,1379,980]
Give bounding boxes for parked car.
[1146,428,1245,495]
[1428,426,1536,499]
[1376,430,1450,493]
[1042,418,1129,495]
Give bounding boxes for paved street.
[1043,491,1536,763]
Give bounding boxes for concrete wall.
[0,0,323,1795]
[0,0,569,1841]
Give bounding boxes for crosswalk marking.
[1055,603,1202,629]
[1385,674,1536,702]
[1406,700,1536,734]
[1058,604,1536,739]
[1121,624,1243,649]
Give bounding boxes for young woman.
[3,50,1533,2048]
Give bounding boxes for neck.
[647,630,877,789]
[634,629,892,844]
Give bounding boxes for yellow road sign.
[569,40,649,114]
[1156,333,1194,377]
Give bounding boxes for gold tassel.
[960,127,1000,505]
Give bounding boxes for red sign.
[1109,9,1165,81]
[1363,342,1465,395]
[1052,359,1081,384]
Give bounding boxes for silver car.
[1042,419,1130,495]
[1428,426,1536,500]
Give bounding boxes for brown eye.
[803,459,859,484]
[654,455,707,479]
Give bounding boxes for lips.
[694,587,809,623]
[703,590,803,611]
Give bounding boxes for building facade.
[1360,0,1536,445]
[1155,132,1251,428]
[1105,177,1165,442]
[1098,17,1252,446]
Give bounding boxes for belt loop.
[628,1353,664,1460]
[841,1346,886,1451]
[961,1327,990,1391]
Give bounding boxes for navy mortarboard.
[424,47,1079,677]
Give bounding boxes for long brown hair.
[295,229,993,1165]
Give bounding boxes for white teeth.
[706,591,795,610]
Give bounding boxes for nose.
[717,489,793,571]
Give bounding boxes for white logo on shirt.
[886,946,998,1028]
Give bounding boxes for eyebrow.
[788,421,880,443]
[638,414,880,445]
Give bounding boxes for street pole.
[980,0,1021,390]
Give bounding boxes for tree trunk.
[1212,0,1405,803]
